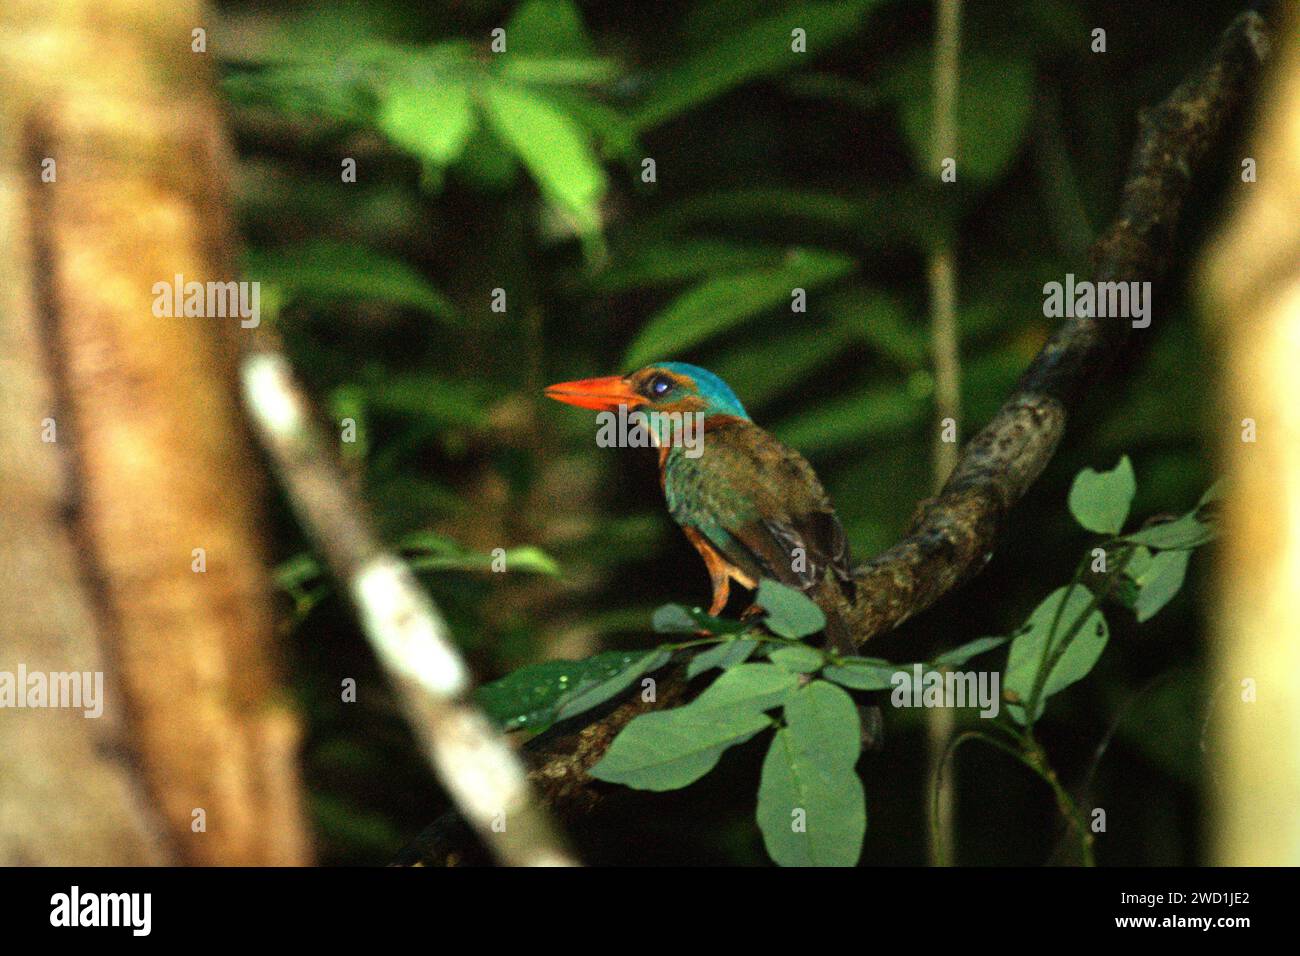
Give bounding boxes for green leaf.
[504,0,594,57]
[822,657,904,691]
[651,604,698,634]
[554,649,671,722]
[1198,480,1225,507]
[1122,513,1216,549]
[821,643,1006,691]
[497,57,618,86]
[476,649,664,731]
[377,80,475,166]
[1123,545,1155,581]
[687,638,759,679]
[499,546,561,576]
[591,240,787,293]
[1004,586,1109,725]
[756,579,827,639]
[630,1,878,131]
[711,321,858,409]
[652,603,750,636]
[591,662,798,789]
[932,636,1008,667]
[690,663,800,712]
[622,249,855,367]
[774,383,924,454]
[540,89,637,157]
[1068,455,1136,536]
[222,57,374,123]
[756,681,865,866]
[353,373,488,427]
[890,52,1034,185]
[1111,577,1141,612]
[243,242,457,321]
[768,644,825,673]
[482,82,607,234]
[1132,549,1192,622]
[828,288,926,369]
[589,705,772,791]
[404,544,560,577]
[397,530,466,554]
[786,680,863,766]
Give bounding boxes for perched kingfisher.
[545,362,856,652]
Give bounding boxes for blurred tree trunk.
[1202,10,1300,865]
[0,0,310,864]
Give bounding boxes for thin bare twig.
[928,0,963,487]
[925,0,964,868]
[240,341,577,867]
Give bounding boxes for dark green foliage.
[476,649,668,731]
[222,0,1237,864]
[462,466,1217,865]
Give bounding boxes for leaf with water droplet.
[653,602,750,635]
[554,649,671,722]
[476,649,671,732]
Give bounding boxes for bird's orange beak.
[544,375,646,412]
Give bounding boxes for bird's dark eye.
[650,375,673,397]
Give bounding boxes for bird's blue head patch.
[653,362,750,420]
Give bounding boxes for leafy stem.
[1024,540,1134,730]
[933,724,1094,866]
[661,629,794,655]
[1019,730,1095,866]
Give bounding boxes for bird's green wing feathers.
[663,419,852,592]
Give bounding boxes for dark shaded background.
[218,0,1241,864]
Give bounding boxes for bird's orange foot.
[694,585,731,636]
[706,577,730,617]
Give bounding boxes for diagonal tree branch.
[240,340,578,867]
[400,8,1272,866]
[843,7,1270,642]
